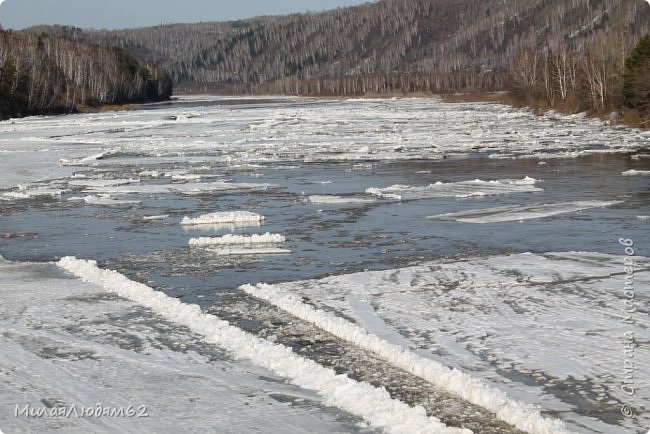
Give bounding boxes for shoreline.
[0,97,175,122]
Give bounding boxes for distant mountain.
[0,0,371,30]
[29,0,650,96]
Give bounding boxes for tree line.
[0,30,172,120]
[49,0,649,97]
[20,0,650,123]
[508,27,650,122]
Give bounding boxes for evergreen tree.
[623,34,650,112]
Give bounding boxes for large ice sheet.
[253,252,650,434]
[0,258,373,434]
[242,282,572,434]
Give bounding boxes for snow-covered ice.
[257,251,650,434]
[189,233,285,247]
[0,185,67,201]
[0,257,382,434]
[205,247,292,256]
[180,211,265,226]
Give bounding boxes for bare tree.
[0,30,172,120]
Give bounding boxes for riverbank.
[0,98,175,121]
[439,91,650,130]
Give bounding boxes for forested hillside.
[0,30,172,120]
[40,0,650,99]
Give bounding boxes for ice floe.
[621,169,650,176]
[81,181,276,196]
[189,233,285,247]
[427,201,621,223]
[141,214,170,221]
[171,173,203,181]
[206,247,291,256]
[68,178,140,187]
[137,170,161,178]
[366,177,542,200]
[181,211,265,226]
[68,195,141,206]
[0,186,67,201]
[308,195,375,204]
[59,148,122,166]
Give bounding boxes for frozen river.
[0,96,648,434]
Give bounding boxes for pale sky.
[0,0,372,30]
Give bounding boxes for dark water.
[1,152,648,307]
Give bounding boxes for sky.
[0,0,372,30]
